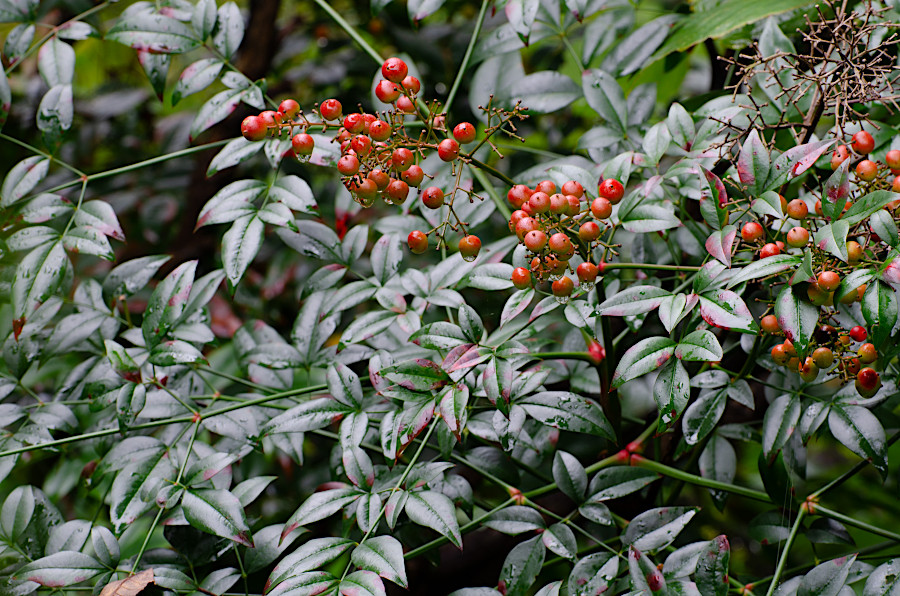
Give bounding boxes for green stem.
[603,263,703,272]
[814,504,900,543]
[764,506,808,596]
[809,430,900,499]
[470,164,512,220]
[632,458,772,503]
[0,383,327,459]
[444,0,490,115]
[530,351,598,363]
[468,156,516,187]
[0,133,85,177]
[312,0,382,64]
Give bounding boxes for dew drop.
[580,281,595,292]
[296,154,311,164]
[554,294,569,305]
[549,273,562,281]
[462,254,477,262]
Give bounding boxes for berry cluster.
[506,177,624,303]
[240,57,526,263]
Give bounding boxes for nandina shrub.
[1,0,900,595]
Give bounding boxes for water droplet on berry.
[580,281,595,292]
[549,273,562,281]
[554,294,569,305]
[462,254,477,263]
[297,154,311,164]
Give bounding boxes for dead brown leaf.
[98,569,155,596]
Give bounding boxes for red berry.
[524,230,548,252]
[343,113,365,134]
[817,270,840,291]
[408,230,428,254]
[760,314,780,333]
[561,180,584,198]
[512,267,532,289]
[350,178,377,202]
[401,165,425,187]
[858,343,877,364]
[381,57,409,83]
[421,186,444,209]
[851,130,875,154]
[396,95,416,113]
[856,367,880,393]
[438,139,460,162]
[350,135,372,156]
[507,185,532,208]
[337,154,360,176]
[391,148,414,171]
[368,168,390,190]
[552,277,574,298]
[515,217,539,240]
[535,180,556,194]
[459,235,481,261]
[509,210,528,232]
[786,227,809,248]
[887,150,900,170]
[576,262,598,284]
[278,99,300,120]
[856,159,878,181]
[375,80,401,103]
[760,243,780,259]
[385,179,410,204]
[591,197,612,219]
[369,120,392,141]
[528,192,551,214]
[786,199,808,219]
[741,222,764,242]
[291,133,314,156]
[549,193,568,215]
[548,232,572,255]
[598,179,625,204]
[812,347,834,368]
[849,326,867,342]
[566,195,581,216]
[259,110,281,128]
[831,144,849,169]
[241,115,267,141]
[401,75,421,94]
[453,122,476,144]
[320,99,342,121]
[579,221,601,242]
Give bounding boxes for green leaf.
[861,281,898,351]
[483,506,545,535]
[182,489,253,547]
[103,255,170,298]
[263,398,353,435]
[822,160,850,220]
[569,553,618,596]
[174,57,223,105]
[108,13,201,53]
[222,213,263,289]
[766,139,834,191]
[628,546,667,594]
[762,394,800,460]
[699,435,737,509]
[212,2,243,58]
[603,14,679,77]
[542,523,577,560]
[675,329,722,362]
[190,86,257,140]
[269,175,318,214]
[751,190,785,218]
[13,240,68,319]
[104,339,140,381]
[37,84,73,144]
[1,156,49,208]
[774,284,817,358]
[438,383,469,439]
[404,490,462,548]
[737,129,769,196]
[682,387,727,445]
[498,535,545,596]
[552,451,587,503]
[197,179,264,228]
[142,260,197,348]
[612,337,677,388]
[699,289,758,334]
[410,322,468,351]
[799,554,856,596]
[654,357,690,430]
[327,363,363,409]
[596,285,672,316]
[1,486,34,540]
[38,38,74,87]
[517,392,615,439]
[833,268,874,305]
[622,507,697,553]
[14,551,104,587]
[587,468,659,501]
[207,136,264,176]
[0,58,10,133]
[282,488,362,540]
[814,221,850,262]
[841,190,899,226]
[382,359,449,391]
[870,210,899,247]
[695,536,730,596]
[62,226,114,260]
[658,293,696,333]
[267,538,354,593]
[137,50,170,99]
[581,69,627,133]
[351,536,408,588]
[699,167,728,230]
[789,249,815,286]
[509,71,581,113]
[148,340,206,366]
[828,405,887,477]
[863,559,900,596]
[74,200,125,241]
[620,203,680,233]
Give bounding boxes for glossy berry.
[760,243,781,259]
[279,99,300,119]
[529,192,551,214]
[845,357,861,375]
[548,233,573,255]
[509,210,528,232]
[760,314,780,333]
[786,199,808,219]
[368,120,392,142]
[385,179,410,204]
[459,235,481,261]
[337,154,360,176]
[812,347,834,368]
[396,95,416,113]
[552,276,574,298]
[241,115,267,141]
[391,148,414,171]
[535,180,557,194]
[524,230,548,252]
[343,113,365,134]
[375,80,401,103]
[401,165,425,187]
[858,342,877,364]
[259,110,281,127]
[887,150,900,170]
[786,227,809,248]
[576,262,598,284]
[771,344,789,365]
[817,271,840,292]
[831,144,849,169]
[401,75,421,94]
[515,217,539,240]
[511,267,532,289]
[368,168,390,190]
[856,159,878,181]
[350,135,372,156]
[417,186,443,210]
[291,133,314,156]
[320,99,342,121]
[893,176,900,192]
[566,195,581,215]
[507,185,532,208]
[851,130,875,154]
[562,180,584,198]
[591,197,612,219]
[579,221,601,242]
[741,222,764,242]
[856,367,881,395]
[849,326,867,342]
[408,230,428,254]
[381,57,409,83]
[549,194,568,215]
[847,240,863,264]
[807,283,828,306]
[798,357,818,382]
[598,178,625,204]
[350,178,377,202]
[438,139,460,162]
[453,123,476,144]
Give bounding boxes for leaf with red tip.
[612,336,676,388]
[695,535,730,596]
[699,289,758,334]
[182,489,254,547]
[773,285,817,358]
[705,225,736,267]
[737,129,769,195]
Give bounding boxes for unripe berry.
[786,199,808,219]
[798,357,818,382]
[856,159,878,181]
[535,180,557,194]
[831,144,849,169]
[760,314,780,333]
[459,235,481,262]
[786,227,809,248]
[591,197,612,219]
[368,168,390,190]
[893,176,900,192]
[511,267,532,289]
[515,217,539,240]
[507,185,532,208]
[741,221,764,242]
[401,165,425,187]
[561,180,584,198]
[548,232,573,255]
[579,221,601,242]
[807,283,828,306]
[385,179,410,204]
[524,230,548,252]
[851,130,875,154]
[437,138,460,162]
[350,135,372,156]
[291,133,315,156]
[815,200,823,216]
[552,276,574,298]
[381,57,408,83]
[337,154,360,176]
[401,75,421,94]
[396,95,416,113]
[847,240,863,264]
[858,342,877,364]
[453,123,476,144]
[598,178,625,204]
[391,148,414,171]
[566,195,581,216]
[812,347,834,368]
[856,367,881,396]
[845,357,861,375]
[320,99,342,121]
[279,99,300,119]
[375,80,401,103]
[529,192,551,214]
[241,115,267,141]
[343,113,365,134]
[817,270,840,291]
[760,243,780,259]
[350,178,377,202]
[549,193,568,215]
[849,326,867,342]
[576,262,598,284]
[408,230,428,254]
[771,344,789,365]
